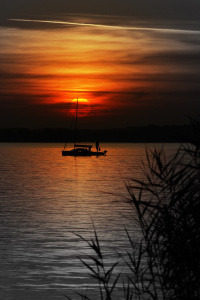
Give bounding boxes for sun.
[70,98,91,117]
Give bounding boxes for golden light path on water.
[0,143,180,299]
[9,18,200,34]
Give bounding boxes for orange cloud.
[1,16,200,128]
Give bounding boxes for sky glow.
[0,2,200,128]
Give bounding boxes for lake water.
[0,143,180,300]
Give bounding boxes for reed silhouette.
[65,119,200,300]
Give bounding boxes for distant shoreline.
[0,125,193,143]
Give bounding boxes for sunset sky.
[0,1,200,128]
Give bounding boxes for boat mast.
[74,97,78,148]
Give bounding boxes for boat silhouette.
[62,98,107,156]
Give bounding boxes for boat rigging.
[62,97,107,156]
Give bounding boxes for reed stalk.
[66,119,200,299]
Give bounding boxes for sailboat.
[62,98,107,156]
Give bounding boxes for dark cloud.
[0,85,200,128]
[1,0,200,27]
[122,50,200,67]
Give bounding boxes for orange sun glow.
[70,98,91,117]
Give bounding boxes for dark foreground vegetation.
[0,124,194,143]
[66,120,200,300]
